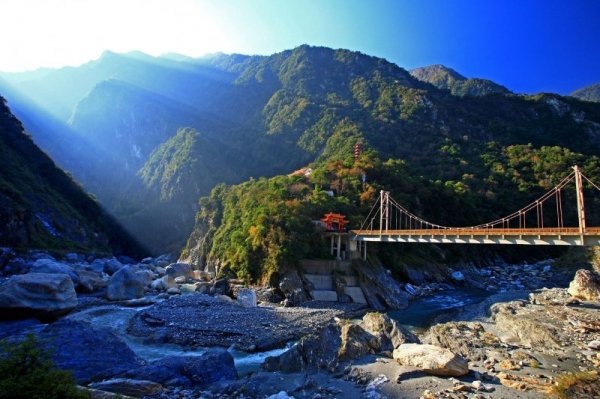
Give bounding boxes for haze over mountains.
[0,96,141,255]
[1,45,600,255]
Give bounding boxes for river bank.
[1,248,599,398]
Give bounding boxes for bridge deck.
[351,227,600,246]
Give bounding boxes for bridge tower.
[379,190,390,234]
[574,165,587,244]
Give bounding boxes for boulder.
[279,270,308,305]
[180,283,200,293]
[237,288,257,307]
[195,282,211,294]
[211,278,230,295]
[264,322,342,372]
[77,270,107,293]
[2,257,29,275]
[0,273,77,319]
[174,276,187,284]
[63,253,81,263]
[191,270,211,281]
[361,312,419,351]
[567,269,600,301]
[89,378,163,397]
[106,266,145,301]
[103,258,124,275]
[165,263,192,279]
[117,256,136,265]
[393,344,469,377]
[338,322,377,360]
[29,258,79,284]
[429,322,500,362]
[122,350,237,388]
[355,261,409,310]
[38,319,142,383]
[135,269,154,288]
[88,259,107,274]
[151,275,175,291]
[256,288,284,303]
[491,301,562,349]
[166,287,181,295]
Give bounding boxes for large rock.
[122,350,237,387]
[0,273,77,319]
[29,258,79,284]
[338,322,377,360]
[264,322,342,373]
[106,266,145,301]
[89,378,163,397]
[361,312,419,351]
[151,275,176,291]
[429,322,502,362]
[279,270,308,305]
[2,257,29,275]
[38,319,142,383]
[393,343,469,377]
[355,260,409,310]
[568,269,600,301]
[165,263,193,279]
[103,258,124,275]
[77,270,107,293]
[491,301,562,349]
[237,288,257,307]
[135,269,154,288]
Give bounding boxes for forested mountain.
[410,64,511,97]
[571,82,600,103]
[2,45,600,258]
[0,96,142,255]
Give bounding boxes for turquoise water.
[388,288,491,333]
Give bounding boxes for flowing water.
[67,288,502,375]
[388,288,492,333]
[66,304,290,376]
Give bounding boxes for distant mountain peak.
[410,64,510,97]
[571,82,600,103]
[411,64,466,82]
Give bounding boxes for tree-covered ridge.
[0,96,143,254]
[182,133,600,283]
[4,45,600,254]
[410,64,511,97]
[571,82,600,103]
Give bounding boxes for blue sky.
[1,0,599,94]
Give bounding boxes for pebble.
[587,340,600,350]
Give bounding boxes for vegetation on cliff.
[0,96,143,255]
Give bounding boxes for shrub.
[551,371,599,399]
[0,334,90,399]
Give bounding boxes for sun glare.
[0,0,236,71]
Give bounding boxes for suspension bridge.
[352,166,600,247]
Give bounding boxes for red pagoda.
[320,213,349,232]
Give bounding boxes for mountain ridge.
[2,45,600,254]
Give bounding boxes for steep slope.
[0,96,143,255]
[0,51,235,121]
[571,82,600,103]
[5,45,600,255]
[410,64,510,97]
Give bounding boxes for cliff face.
[0,96,143,255]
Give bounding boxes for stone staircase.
[300,260,367,304]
